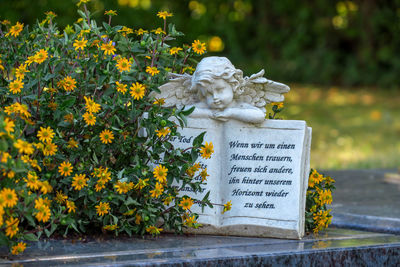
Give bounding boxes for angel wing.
[151,73,199,108]
[238,70,290,110]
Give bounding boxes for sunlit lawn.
[278,85,400,169]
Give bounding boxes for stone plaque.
[172,118,311,239]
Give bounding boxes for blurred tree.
[1,0,399,87]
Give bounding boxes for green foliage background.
[1,0,400,87]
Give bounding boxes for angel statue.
[156,56,290,123]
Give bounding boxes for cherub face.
[198,78,234,110]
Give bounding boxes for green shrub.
[0,3,214,255]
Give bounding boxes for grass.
[275,85,400,169]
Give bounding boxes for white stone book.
[172,118,312,239]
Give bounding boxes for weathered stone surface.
[173,118,311,239]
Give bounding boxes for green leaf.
[60,97,76,109]
[24,233,39,241]
[181,106,195,116]
[193,132,206,147]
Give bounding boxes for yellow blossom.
[2,188,18,208]
[153,165,168,183]
[149,182,164,198]
[58,161,73,176]
[169,47,182,55]
[192,40,206,55]
[200,142,214,159]
[99,129,114,144]
[222,200,232,214]
[157,11,173,20]
[11,242,26,255]
[9,79,24,94]
[72,173,88,190]
[96,201,110,216]
[37,126,55,143]
[155,127,170,138]
[6,22,24,37]
[179,197,194,210]
[115,81,127,94]
[146,225,163,235]
[101,41,116,56]
[33,49,48,64]
[130,82,146,100]
[5,217,19,238]
[73,38,88,51]
[83,112,96,126]
[116,57,131,73]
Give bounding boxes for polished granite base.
[1,228,400,266]
[2,169,400,266]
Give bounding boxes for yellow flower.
[11,242,26,255]
[99,129,114,144]
[101,41,116,56]
[67,138,78,149]
[83,112,96,126]
[153,165,168,183]
[309,169,324,188]
[0,151,11,163]
[153,98,165,105]
[2,188,18,208]
[64,113,74,123]
[1,20,11,25]
[55,190,68,204]
[149,182,164,198]
[5,217,19,238]
[66,200,76,213]
[96,201,110,216]
[183,214,197,227]
[37,126,55,143]
[271,102,284,109]
[103,224,118,231]
[116,57,131,73]
[179,197,194,210]
[157,11,173,20]
[60,76,77,92]
[39,180,53,194]
[146,225,163,235]
[104,10,117,16]
[200,142,214,159]
[117,26,133,36]
[73,38,88,51]
[222,200,232,214]
[115,81,127,94]
[130,82,146,100]
[114,181,134,194]
[9,79,24,94]
[25,171,40,190]
[6,22,24,37]
[169,47,182,55]
[77,0,91,7]
[152,28,165,35]
[4,117,15,133]
[317,189,333,205]
[163,194,174,205]
[42,141,57,156]
[64,24,75,35]
[135,28,148,35]
[155,127,170,138]
[72,173,88,190]
[135,214,141,224]
[146,66,160,76]
[192,40,206,55]
[200,168,209,182]
[84,96,101,113]
[15,64,29,80]
[34,49,48,64]
[134,178,149,190]
[58,161,73,176]
[14,139,34,154]
[34,198,51,222]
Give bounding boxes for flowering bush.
[0,2,214,255]
[305,169,336,234]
